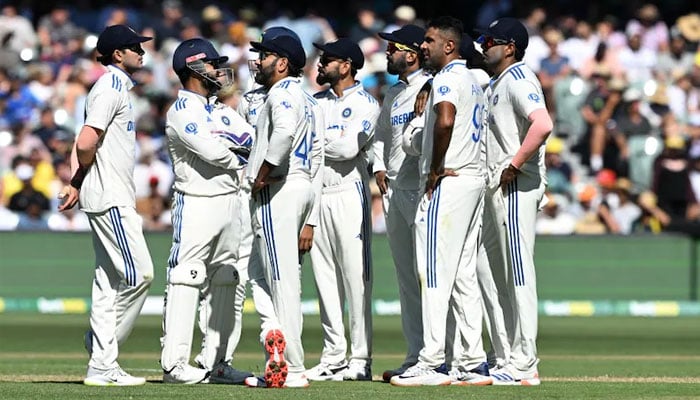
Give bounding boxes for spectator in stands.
[150,0,189,50]
[536,192,576,235]
[37,4,81,50]
[594,15,627,50]
[0,5,39,57]
[618,25,657,89]
[652,135,699,222]
[348,4,383,44]
[625,3,669,53]
[656,28,695,84]
[606,87,654,179]
[538,28,570,113]
[0,178,18,229]
[200,5,228,47]
[544,136,573,196]
[8,162,50,215]
[597,178,642,234]
[572,184,607,234]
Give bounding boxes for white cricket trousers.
[490,174,545,373]
[414,175,486,369]
[162,192,240,371]
[251,178,314,373]
[382,186,422,367]
[310,181,373,365]
[477,185,511,368]
[86,206,154,371]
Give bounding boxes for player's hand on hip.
[57,185,79,211]
[298,224,314,254]
[425,168,457,200]
[374,170,388,195]
[499,164,521,190]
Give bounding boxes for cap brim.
[312,42,342,59]
[377,32,421,51]
[250,41,273,54]
[210,55,229,65]
[128,35,153,46]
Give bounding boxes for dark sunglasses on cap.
[477,35,512,50]
[387,41,416,54]
[122,44,145,56]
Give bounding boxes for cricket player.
[477,17,553,385]
[305,38,379,381]
[371,24,430,382]
[246,28,321,388]
[58,24,154,386]
[390,16,489,387]
[160,38,248,384]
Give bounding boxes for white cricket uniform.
[371,69,431,367]
[310,82,379,367]
[246,77,321,374]
[194,100,259,370]
[80,65,154,372]
[414,60,487,370]
[160,89,245,372]
[483,61,547,374]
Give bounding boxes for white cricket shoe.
[283,372,310,388]
[305,361,347,381]
[342,360,371,381]
[491,364,540,386]
[390,363,451,386]
[84,366,146,386]
[449,362,493,386]
[206,361,253,384]
[163,363,209,384]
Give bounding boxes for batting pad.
[161,283,200,371]
[196,267,239,369]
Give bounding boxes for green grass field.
[1,314,699,399]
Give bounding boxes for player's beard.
[387,56,407,75]
[316,67,340,86]
[254,58,277,87]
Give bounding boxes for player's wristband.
[70,166,86,190]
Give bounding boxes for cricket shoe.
[263,329,288,388]
[84,366,146,386]
[382,363,413,382]
[342,360,371,381]
[491,364,540,386]
[449,362,493,386]
[244,372,310,388]
[305,361,348,381]
[163,363,209,384]
[205,361,253,384]
[390,363,451,386]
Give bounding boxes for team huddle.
[58,14,552,388]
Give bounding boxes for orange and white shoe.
[263,329,288,388]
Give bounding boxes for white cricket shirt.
[315,81,380,187]
[484,61,547,179]
[79,65,138,212]
[372,69,431,191]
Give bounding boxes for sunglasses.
[477,36,512,50]
[387,41,415,54]
[319,55,349,65]
[258,51,279,61]
[122,44,145,56]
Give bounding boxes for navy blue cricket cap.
[96,24,152,57]
[378,24,425,52]
[172,38,228,73]
[250,26,306,68]
[313,38,364,69]
[459,33,477,59]
[474,17,529,50]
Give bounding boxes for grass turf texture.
[1,314,699,399]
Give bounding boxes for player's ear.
[444,39,456,55]
[277,56,289,73]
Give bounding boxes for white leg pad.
[196,266,239,369]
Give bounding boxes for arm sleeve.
[371,101,392,173]
[430,72,460,111]
[264,90,297,166]
[170,107,242,170]
[84,82,119,131]
[509,79,547,119]
[324,103,380,161]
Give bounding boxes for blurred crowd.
[0,2,699,236]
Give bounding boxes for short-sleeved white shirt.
[247,77,318,183]
[484,61,547,179]
[79,65,137,212]
[420,60,485,185]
